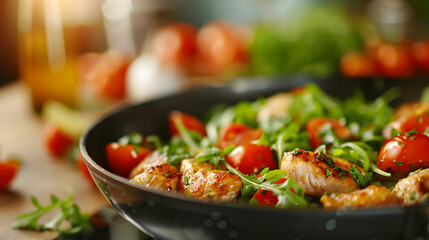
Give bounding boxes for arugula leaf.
[348,165,372,188]
[14,195,92,237]
[175,120,200,154]
[195,147,225,168]
[224,164,308,209]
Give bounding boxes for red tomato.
[411,40,429,74]
[169,111,207,137]
[0,160,19,190]
[383,108,429,139]
[251,178,287,207]
[218,123,262,149]
[374,42,415,78]
[77,154,95,186]
[340,52,376,77]
[105,143,151,177]
[44,124,75,158]
[377,133,429,176]
[306,117,352,149]
[226,144,277,175]
[197,21,248,66]
[85,51,132,100]
[153,23,198,66]
[365,36,384,60]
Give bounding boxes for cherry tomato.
[374,42,414,78]
[105,143,151,177]
[0,160,19,190]
[197,21,248,66]
[85,51,132,100]
[153,23,198,66]
[251,177,287,207]
[340,52,376,77]
[226,144,277,175]
[169,111,207,137]
[44,124,75,158]
[377,133,429,176]
[77,154,95,186]
[218,123,262,149]
[411,40,429,74]
[306,117,352,149]
[365,36,384,60]
[383,108,429,139]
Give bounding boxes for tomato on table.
[340,52,376,77]
[374,42,414,78]
[226,144,277,175]
[153,23,198,67]
[251,177,287,207]
[411,40,429,74]
[85,51,132,100]
[306,117,352,149]
[0,160,20,190]
[105,143,151,177]
[377,133,429,176]
[44,124,75,158]
[218,122,263,149]
[169,111,207,137]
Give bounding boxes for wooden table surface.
[0,82,108,240]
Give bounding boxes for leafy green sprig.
[14,195,92,237]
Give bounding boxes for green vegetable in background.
[250,6,363,77]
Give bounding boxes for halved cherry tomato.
[218,123,262,149]
[169,111,207,137]
[77,154,95,186]
[251,177,287,207]
[226,144,277,175]
[377,133,429,176]
[411,40,429,74]
[44,124,75,158]
[374,42,415,78]
[306,117,352,149]
[85,51,132,100]
[340,52,376,77]
[105,143,151,177]
[383,107,429,139]
[153,23,198,67]
[0,160,20,190]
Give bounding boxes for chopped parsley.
[410,191,416,201]
[394,162,405,167]
[325,168,332,177]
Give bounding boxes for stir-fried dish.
[105,84,429,209]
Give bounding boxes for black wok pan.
[80,75,428,240]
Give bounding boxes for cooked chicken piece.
[281,149,361,196]
[321,185,402,209]
[130,163,179,192]
[129,151,168,178]
[393,168,429,206]
[257,92,293,122]
[180,159,242,202]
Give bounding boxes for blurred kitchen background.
[1,0,429,112]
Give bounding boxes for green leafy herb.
[195,147,225,168]
[293,148,300,156]
[325,168,332,177]
[175,120,201,154]
[391,128,403,138]
[409,168,422,176]
[410,192,416,201]
[409,163,414,168]
[14,195,92,237]
[184,176,190,186]
[146,135,163,150]
[257,132,271,147]
[348,165,372,188]
[420,86,429,102]
[394,162,405,167]
[225,165,308,209]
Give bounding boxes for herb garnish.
[14,195,92,237]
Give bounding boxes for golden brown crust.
[129,151,168,178]
[281,149,361,196]
[393,168,429,206]
[130,163,179,192]
[321,185,402,209]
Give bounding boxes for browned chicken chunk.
[321,185,402,209]
[130,163,179,192]
[179,159,242,202]
[129,151,168,178]
[393,168,429,206]
[281,149,362,196]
